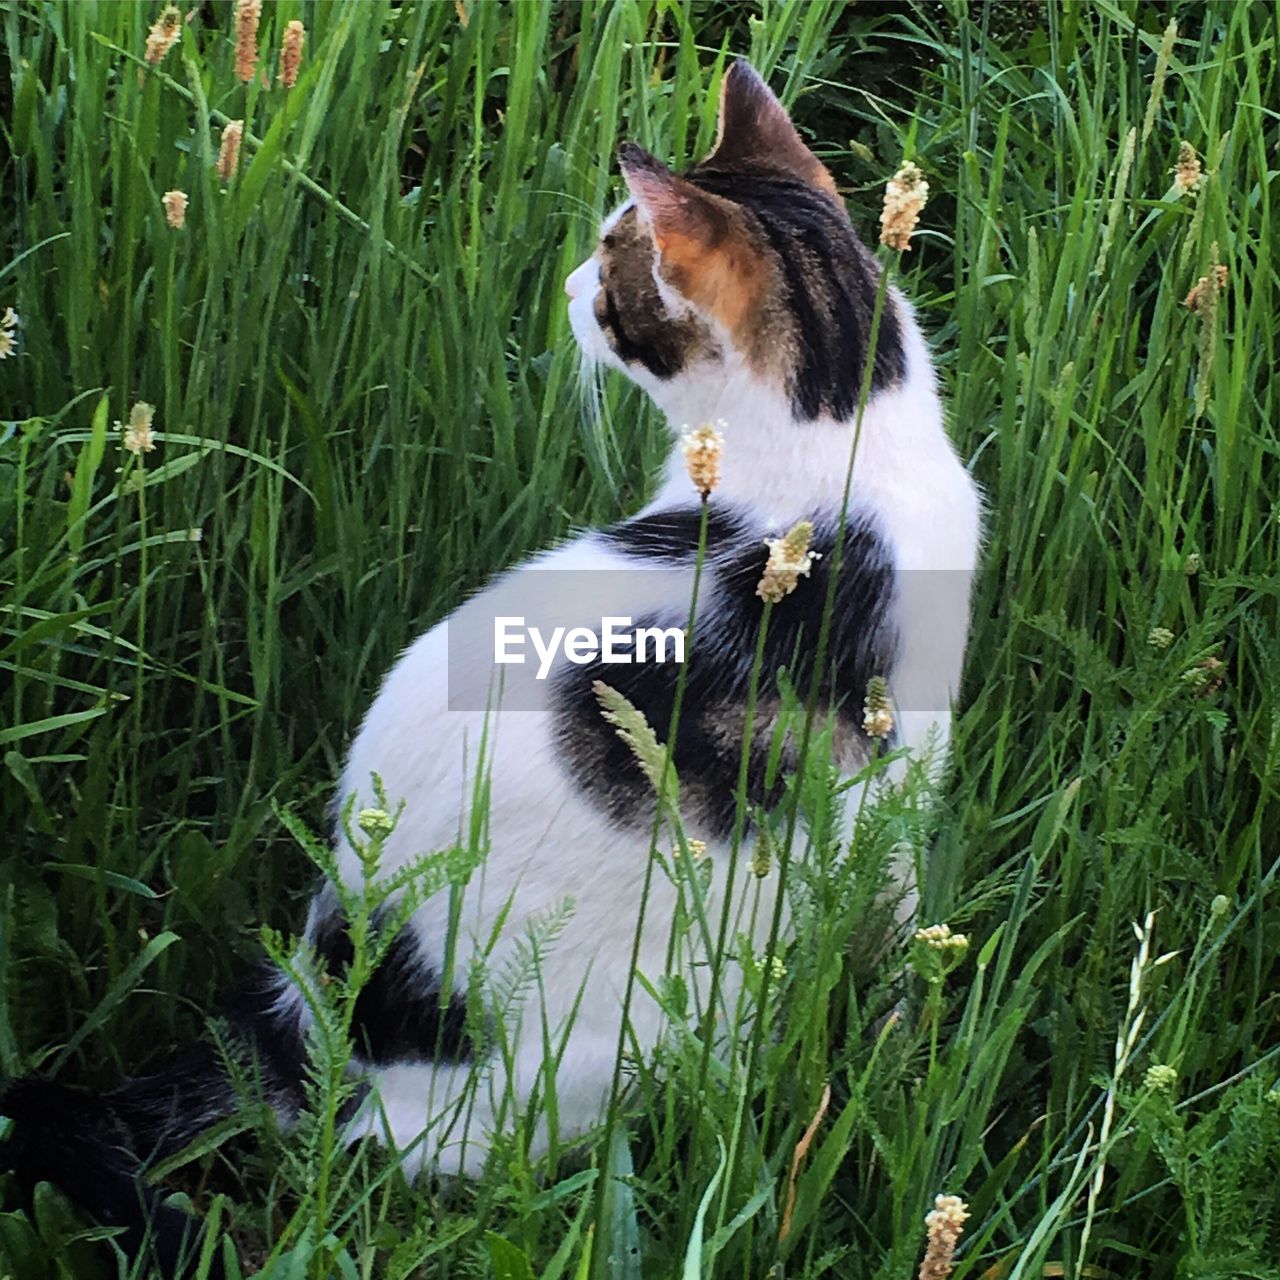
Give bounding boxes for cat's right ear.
[708,61,838,197]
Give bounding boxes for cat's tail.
[0,964,306,1279]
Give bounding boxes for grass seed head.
[0,307,18,361]
[1188,245,1225,419]
[918,1194,969,1280]
[751,825,775,878]
[863,674,894,738]
[1173,140,1203,194]
[162,189,188,229]
[235,0,262,83]
[757,520,818,604]
[279,20,306,89]
[217,120,245,183]
[120,402,157,455]
[593,680,676,804]
[880,161,928,252]
[145,5,182,65]
[1184,262,1228,312]
[681,421,724,499]
[1141,19,1177,143]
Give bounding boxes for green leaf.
[0,706,109,747]
[594,1127,641,1280]
[66,398,108,557]
[45,863,158,899]
[10,56,39,157]
[50,932,180,1071]
[0,604,114,662]
[0,1210,49,1280]
[487,1232,536,1280]
[681,1136,726,1280]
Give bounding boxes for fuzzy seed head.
[145,5,182,65]
[750,826,774,879]
[681,421,725,499]
[1141,19,1177,145]
[279,20,306,88]
[0,307,18,361]
[880,162,928,252]
[235,0,261,83]
[918,1194,969,1280]
[217,120,244,183]
[120,402,157,455]
[1173,141,1203,194]
[162,189,188,229]
[757,520,818,604]
[863,674,893,739]
[1184,263,1228,312]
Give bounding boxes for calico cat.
[1,61,979,1274]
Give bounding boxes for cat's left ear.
[708,60,838,198]
[618,142,765,329]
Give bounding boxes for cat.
[0,60,980,1275]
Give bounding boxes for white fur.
[302,210,981,1178]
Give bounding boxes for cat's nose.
[564,260,594,300]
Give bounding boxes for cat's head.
[566,61,904,426]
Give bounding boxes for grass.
[1,0,1278,1276]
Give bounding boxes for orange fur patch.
[657,223,765,335]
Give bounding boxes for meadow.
[1,0,1278,1276]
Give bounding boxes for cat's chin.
[567,300,621,375]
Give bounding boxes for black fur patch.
[0,959,323,1279]
[601,505,748,561]
[0,1075,222,1279]
[686,166,906,417]
[553,509,897,837]
[309,904,472,1066]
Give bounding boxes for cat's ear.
[617,142,733,255]
[709,60,838,198]
[617,142,764,329]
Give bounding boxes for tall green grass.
[1,1,1277,1277]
